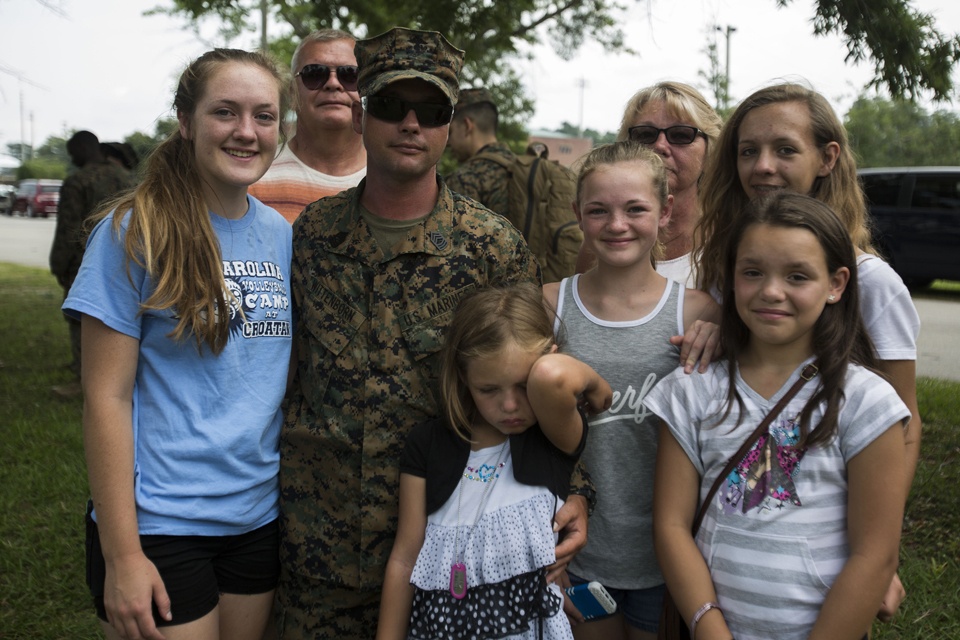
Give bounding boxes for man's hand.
[547,494,588,583]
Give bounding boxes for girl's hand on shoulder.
[670,320,722,374]
[674,288,723,374]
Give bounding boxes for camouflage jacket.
[445,142,514,217]
[281,176,540,588]
[49,161,135,287]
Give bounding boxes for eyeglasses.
[296,64,359,91]
[361,96,455,127]
[628,125,705,146]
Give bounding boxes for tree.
[5,143,30,164]
[34,136,69,165]
[123,117,179,166]
[16,159,67,181]
[802,0,960,100]
[149,0,635,140]
[12,135,69,179]
[845,96,960,167]
[698,32,726,112]
[553,121,616,145]
[152,0,960,108]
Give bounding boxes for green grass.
[0,262,957,638]
[930,280,960,293]
[0,263,98,638]
[873,377,960,638]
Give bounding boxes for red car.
[12,179,62,218]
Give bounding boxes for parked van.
[859,167,960,288]
[12,179,63,218]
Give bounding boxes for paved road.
[913,294,960,381]
[2,216,958,380]
[0,215,56,269]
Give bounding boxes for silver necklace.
[450,440,508,599]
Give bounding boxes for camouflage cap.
[355,27,464,105]
[455,87,497,112]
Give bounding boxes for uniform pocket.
[298,283,365,410]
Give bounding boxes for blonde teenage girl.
[377,283,612,640]
[543,141,719,640]
[64,49,291,640]
[648,192,909,640]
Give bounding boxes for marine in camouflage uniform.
[50,131,135,383]
[276,27,539,639]
[49,161,135,289]
[445,88,513,217]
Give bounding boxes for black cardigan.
[400,416,588,515]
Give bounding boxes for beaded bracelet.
[689,601,721,639]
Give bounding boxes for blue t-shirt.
[64,196,292,536]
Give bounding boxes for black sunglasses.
[361,96,454,127]
[296,64,359,91]
[628,125,705,146]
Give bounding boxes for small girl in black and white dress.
[376,283,612,640]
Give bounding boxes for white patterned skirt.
[407,492,574,640]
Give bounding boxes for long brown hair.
[440,283,555,442]
[99,48,288,354]
[695,82,874,294]
[719,192,877,448]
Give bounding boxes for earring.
[828,294,836,302]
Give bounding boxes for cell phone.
[564,581,617,620]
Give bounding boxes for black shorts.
[85,505,280,626]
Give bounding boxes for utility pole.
[1,63,47,163]
[577,77,586,137]
[260,0,268,52]
[716,25,736,109]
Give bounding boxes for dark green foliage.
[845,96,960,167]
[152,0,960,110]
[15,159,68,180]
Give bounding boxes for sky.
[1,0,960,167]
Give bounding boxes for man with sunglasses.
[249,29,366,223]
[276,27,581,639]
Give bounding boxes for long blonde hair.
[101,49,289,354]
[695,82,873,293]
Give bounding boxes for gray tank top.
[557,274,683,589]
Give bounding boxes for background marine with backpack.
[446,88,583,282]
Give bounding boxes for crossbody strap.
[690,362,819,535]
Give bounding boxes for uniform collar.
[330,175,457,262]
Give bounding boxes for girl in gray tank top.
[542,142,719,639]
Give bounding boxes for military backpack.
[475,152,582,283]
